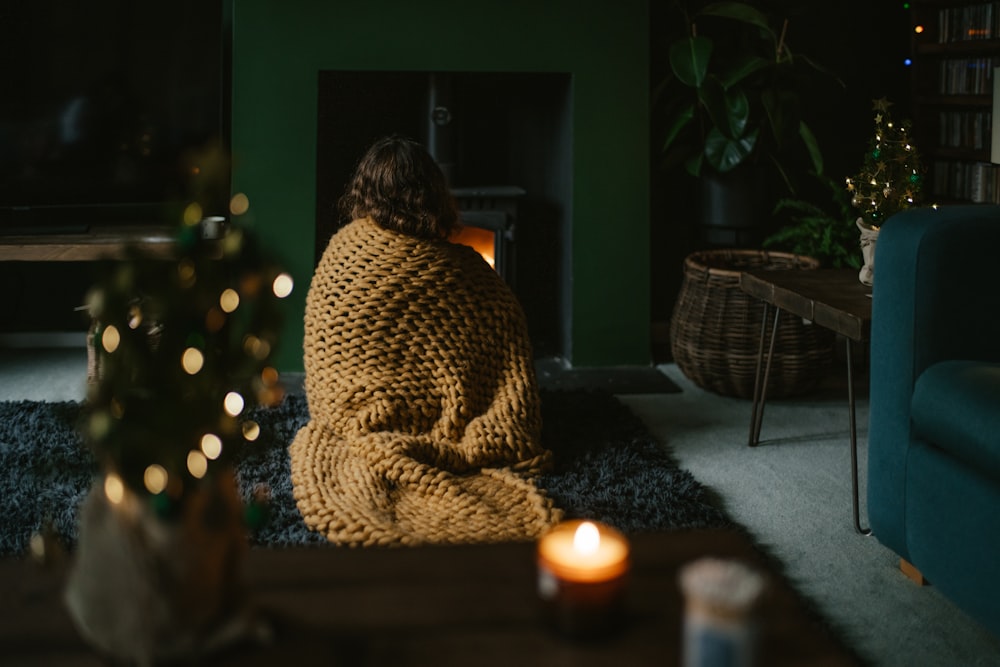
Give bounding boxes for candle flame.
[573,521,601,555]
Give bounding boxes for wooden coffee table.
[740,269,873,535]
[3,529,860,665]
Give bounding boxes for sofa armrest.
[868,204,1000,554]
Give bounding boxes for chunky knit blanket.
[290,217,562,546]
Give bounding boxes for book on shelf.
[938,109,992,149]
[937,57,999,95]
[930,159,1000,203]
[939,2,998,43]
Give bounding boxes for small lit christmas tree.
[65,145,293,664]
[845,98,924,228]
[83,208,293,514]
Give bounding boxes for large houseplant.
[660,1,826,183]
[658,1,836,242]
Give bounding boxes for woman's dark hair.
[338,135,459,240]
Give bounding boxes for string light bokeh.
[83,189,292,515]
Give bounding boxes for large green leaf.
[669,36,712,88]
[662,105,696,151]
[718,55,770,90]
[798,121,824,175]
[700,80,750,140]
[704,126,758,172]
[700,1,773,34]
[761,88,795,145]
[684,151,705,177]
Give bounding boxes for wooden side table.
[739,269,873,535]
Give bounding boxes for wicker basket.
[670,249,834,399]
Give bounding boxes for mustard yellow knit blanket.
[290,217,561,546]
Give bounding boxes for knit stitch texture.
[290,218,561,546]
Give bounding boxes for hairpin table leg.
[748,304,780,447]
[846,337,872,535]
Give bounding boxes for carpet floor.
[0,389,732,555]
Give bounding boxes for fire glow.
[451,226,496,270]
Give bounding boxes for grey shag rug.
[0,390,733,555]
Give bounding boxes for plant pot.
[700,166,766,247]
[670,249,835,399]
[64,469,266,665]
[857,218,878,286]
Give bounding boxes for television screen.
[0,0,229,233]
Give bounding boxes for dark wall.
[232,0,651,371]
[0,263,93,334]
[7,0,912,366]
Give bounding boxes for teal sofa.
[869,204,1000,637]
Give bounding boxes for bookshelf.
[911,0,1000,203]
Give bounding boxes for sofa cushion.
[911,360,1000,483]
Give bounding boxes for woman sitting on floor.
[289,135,561,546]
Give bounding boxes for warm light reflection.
[243,335,271,360]
[229,192,250,216]
[183,202,203,226]
[143,464,168,494]
[450,226,497,270]
[220,288,240,313]
[200,433,223,460]
[187,450,208,478]
[261,366,280,387]
[104,473,125,505]
[101,325,120,353]
[205,307,226,333]
[272,273,294,298]
[182,347,204,374]
[224,392,245,417]
[242,420,261,441]
[178,259,197,288]
[128,305,143,330]
[240,273,262,297]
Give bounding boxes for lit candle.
[536,519,630,638]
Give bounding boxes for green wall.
[231,0,650,371]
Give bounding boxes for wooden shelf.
[915,39,1000,55]
[0,226,178,262]
[923,146,992,161]
[913,94,992,107]
[909,1,1000,203]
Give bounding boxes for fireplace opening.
[450,185,521,286]
[316,70,571,358]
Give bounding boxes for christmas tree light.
[845,98,924,228]
[84,194,291,513]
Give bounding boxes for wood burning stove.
[451,186,522,287]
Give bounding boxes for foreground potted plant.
[65,209,292,665]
